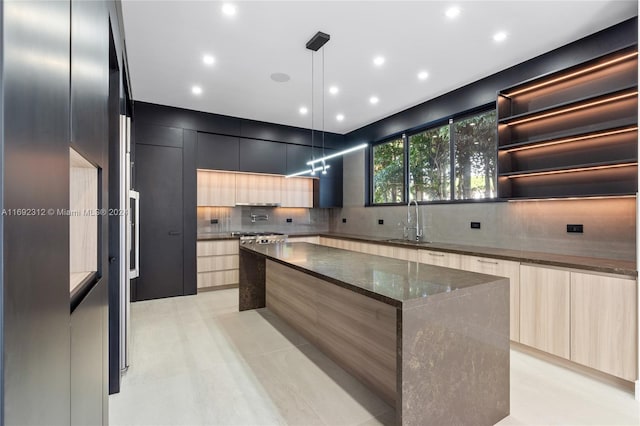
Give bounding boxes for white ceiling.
[122,1,638,134]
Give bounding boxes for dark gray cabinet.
[135,123,183,147]
[196,132,239,171]
[239,138,286,174]
[314,156,343,208]
[286,144,323,175]
[135,143,185,300]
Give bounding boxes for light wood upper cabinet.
[197,170,236,206]
[460,255,520,342]
[519,264,570,359]
[570,272,637,381]
[418,250,461,269]
[235,173,282,205]
[198,170,314,208]
[281,177,313,208]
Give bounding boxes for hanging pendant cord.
[322,48,325,158]
[311,51,315,165]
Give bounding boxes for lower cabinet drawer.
[197,240,238,256]
[197,270,239,288]
[197,255,239,273]
[287,236,320,244]
[418,250,461,268]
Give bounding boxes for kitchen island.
[240,242,510,426]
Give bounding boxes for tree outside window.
[453,110,497,199]
[373,138,404,204]
[408,125,450,201]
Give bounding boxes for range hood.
[235,202,281,207]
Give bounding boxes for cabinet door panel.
[281,177,313,208]
[197,170,236,206]
[519,265,570,359]
[460,255,520,342]
[235,174,282,204]
[571,272,637,381]
[239,138,286,174]
[196,133,239,171]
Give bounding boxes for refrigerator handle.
[129,190,140,279]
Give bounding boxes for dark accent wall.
[344,18,638,145]
[2,0,130,423]
[134,102,345,150]
[3,1,71,424]
[133,102,346,212]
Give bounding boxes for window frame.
[367,104,499,206]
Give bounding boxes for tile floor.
[110,289,640,426]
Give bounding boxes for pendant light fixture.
[285,31,368,179]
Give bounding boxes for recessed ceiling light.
[202,54,215,65]
[369,96,379,105]
[299,106,308,115]
[329,86,339,95]
[222,3,237,16]
[445,6,461,19]
[373,56,385,67]
[418,71,429,80]
[493,31,507,42]
[336,114,345,121]
[191,86,202,95]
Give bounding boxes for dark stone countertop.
[197,233,239,241]
[198,231,636,277]
[319,233,637,277]
[242,242,508,309]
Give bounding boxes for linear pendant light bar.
[306,143,369,166]
[285,164,331,179]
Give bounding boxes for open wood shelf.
[498,86,637,125]
[499,160,637,178]
[498,123,637,151]
[497,45,638,200]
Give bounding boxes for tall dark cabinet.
[132,122,197,301]
[1,0,129,424]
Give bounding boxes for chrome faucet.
[406,200,423,241]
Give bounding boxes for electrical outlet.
[378,219,384,225]
[342,218,347,223]
[470,222,481,229]
[286,218,293,223]
[567,224,584,233]
[210,219,219,224]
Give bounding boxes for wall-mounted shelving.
[497,45,638,199]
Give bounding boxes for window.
[369,107,497,204]
[372,138,404,204]
[453,110,497,199]
[409,124,450,201]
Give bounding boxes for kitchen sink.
[383,238,432,245]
